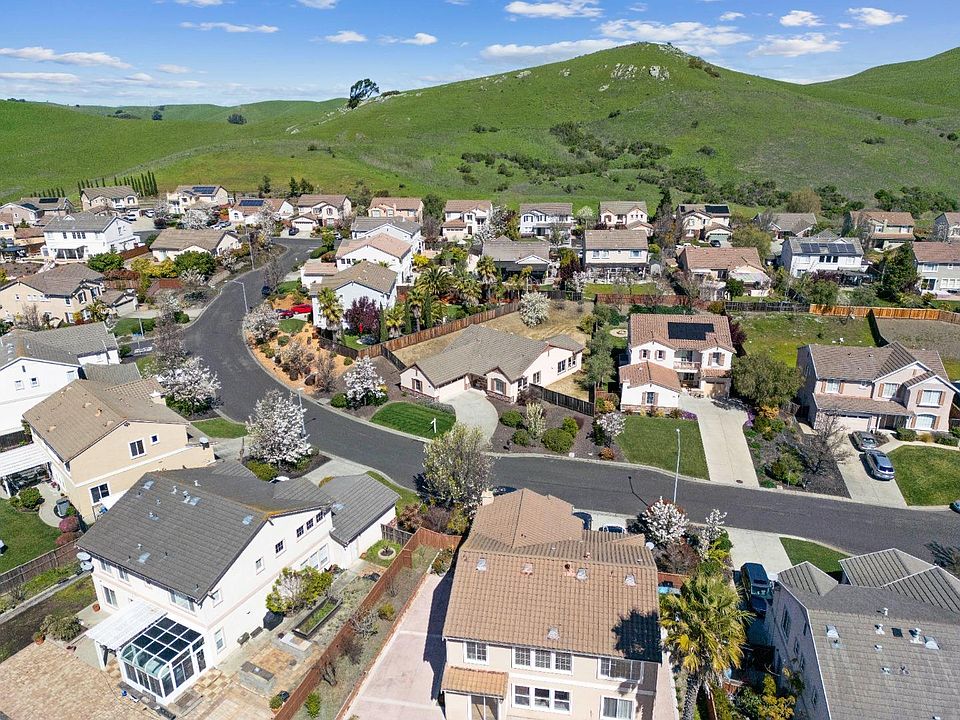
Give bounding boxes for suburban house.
[518,203,574,239]
[42,212,139,260]
[227,197,294,224]
[310,261,398,327]
[24,378,215,521]
[845,210,915,247]
[796,342,956,432]
[441,488,662,720]
[442,200,493,241]
[296,194,352,226]
[0,264,114,325]
[335,233,413,284]
[676,203,731,241]
[913,241,960,294]
[599,200,649,229]
[781,234,867,279]
[299,260,337,288]
[0,214,15,242]
[367,197,424,223]
[583,229,649,279]
[758,212,817,240]
[290,214,321,234]
[767,548,960,720]
[319,473,398,566]
[933,212,960,241]
[164,185,229,215]
[350,218,423,254]
[400,325,583,403]
[0,201,44,226]
[150,228,241,262]
[621,314,735,406]
[81,186,140,214]
[0,197,75,226]
[678,246,770,299]
[482,237,551,280]
[77,461,337,705]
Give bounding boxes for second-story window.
[275,541,285,556]
[881,382,898,399]
[129,440,145,458]
[465,641,487,664]
[825,380,840,394]
[920,390,943,406]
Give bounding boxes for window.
[316,511,324,523]
[150,434,159,445]
[521,687,572,712]
[255,557,264,573]
[712,352,722,366]
[514,685,531,707]
[99,558,111,574]
[211,589,222,607]
[169,590,195,612]
[296,525,305,539]
[412,378,423,392]
[602,697,633,719]
[644,391,656,405]
[30,377,38,388]
[535,649,552,669]
[554,691,571,712]
[90,483,110,504]
[630,250,642,258]
[569,354,576,367]
[535,688,551,708]
[640,349,649,359]
[14,380,23,391]
[920,390,943,407]
[514,647,531,667]
[881,383,897,399]
[491,378,506,395]
[825,380,840,394]
[465,641,487,664]
[781,610,792,637]
[306,518,314,531]
[554,653,572,672]
[557,359,567,373]
[129,439,145,458]
[118,567,129,582]
[214,628,225,653]
[275,540,285,556]
[103,586,117,607]
[600,657,643,682]
[532,372,541,385]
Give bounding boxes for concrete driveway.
[446,389,499,440]
[836,438,906,508]
[680,395,759,487]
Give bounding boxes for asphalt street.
[184,241,960,562]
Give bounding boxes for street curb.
[488,451,707,484]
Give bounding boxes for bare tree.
[20,304,42,330]
[262,255,285,292]
[152,317,186,375]
[756,209,776,232]
[314,351,337,393]
[804,413,852,473]
[350,610,377,638]
[319,660,338,686]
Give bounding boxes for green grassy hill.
[2,43,958,208]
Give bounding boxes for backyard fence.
[380,523,414,546]
[723,300,810,314]
[595,293,692,307]
[0,541,79,596]
[811,304,960,323]
[529,383,595,417]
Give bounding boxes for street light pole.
[673,427,681,504]
[296,389,307,437]
[228,279,248,311]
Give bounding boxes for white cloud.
[481,38,619,63]
[0,46,130,69]
[720,12,744,20]
[180,21,278,33]
[750,33,843,57]
[174,0,224,6]
[837,22,853,28]
[780,10,822,26]
[0,71,80,84]
[157,63,192,74]
[599,20,751,55]
[383,33,439,45]
[504,0,602,19]
[297,0,337,7]
[324,30,367,43]
[846,7,906,26]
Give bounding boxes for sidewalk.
[726,528,794,575]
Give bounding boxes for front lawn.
[583,282,657,300]
[617,416,709,479]
[780,538,849,576]
[734,313,876,367]
[888,445,960,506]
[279,317,307,334]
[370,402,456,439]
[111,317,154,337]
[0,499,60,573]
[193,418,248,438]
[367,470,419,511]
[273,280,303,297]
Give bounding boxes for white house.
[442,200,493,241]
[228,198,294,224]
[299,260,337,288]
[320,473,399,565]
[367,197,423,223]
[335,233,413,284]
[81,186,139,213]
[350,217,423,254]
[676,203,731,240]
[518,203,574,239]
[310,261,398,327]
[296,194,352,226]
[599,200,648,228]
[582,229,649,279]
[934,212,960,241]
[400,325,584,403]
[150,228,241,262]
[781,234,866,279]
[165,185,229,215]
[42,213,139,260]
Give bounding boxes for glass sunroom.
[119,617,206,700]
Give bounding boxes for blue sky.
[0,0,952,105]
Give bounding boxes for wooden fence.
[0,541,78,596]
[594,293,692,307]
[529,383,595,417]
[276,527,460,720]
[810,304,960,324]
[724,300,810,314]
[380,523,414,546]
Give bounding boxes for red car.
[289,303,313,315]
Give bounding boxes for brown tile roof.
[680,246,764,273]
[369,197,422,211]
[9,264,103,296]
[519,202,573,216]
[336,232,411,260]
[301,260,337,277]
[326,260,397,295]
[628,314,734,353]
[812,394,911,416]
[584,229,649,250]
[618,361,681,391]
[441,666,508,699]
[441,219,466,229]
[804,342,950,384]
[297,194,347,207]
[443,489,661,661]
[82,185,136,201]
[482,238,551,263]
[444,200,493,214]
[913,241,960,264]
[15,227,43,240]
[600,200,648,216]
[850,210,915,227]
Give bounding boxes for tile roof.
[912,240,960,264]
[19,197,72,212]
[442,219,467,229]
[600,201,648,215]
[444,200,493,214]
[519,203,573,216]
[43,212,122,234]
[680,246,764,272]
[1,323,117,367]
[151,229,234,253]
[81,362,142,384]
[351,217,421,237]
[850,210,916,227]
[787,237,863,257]
[83,186,136,201]
[297,194,347,207]
[677,203,731,217]
[584,229,649,250]
[629,314,734,353]
[770,212,817,234]
[78,461,332,600]
[443,489,661,661]
[301,260,337,277]
[369,197,422,211]
[812,394,911,417]
[8,263,103,296]
[441,666,508,699]
[326,260,397,295]
[335,232,411,260]
[804,342,950,383]
[618,361,682,391]
[482,238,551,263]
[321,473,398,545]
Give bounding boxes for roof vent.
[476,558,487,572]
[875,624,884,635]
[879,607,888,616]
[137,543,142,550]
[881,667,892,675]
[189,496,199,506]
[521,563,534,575]
[576,568,588,582]
[874,644,882,652]
[143,480,154,490]
[156,498,161,506]
[625,574,636,587]
[546,627,560,641]
[193,479,200,487]
[148,511,158,521]
[171,485,178,494]
[900,665,909,676]
[831,639,842,650]
[182,490,189,497]
[241,514,254,525]
[924,636,939,650]
[909,627,922,643]
[826,625,840,639]
[138,552,150,564]
[891,627,903,638]
[182,494,191,504]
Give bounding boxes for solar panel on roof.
[704,204,729,214]
[193,186,216,194]
[667,321,712,341]
[238,199,262,207]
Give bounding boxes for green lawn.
[0,577,96,663]
[735,313,877,367]
[780,538,849,576]
[193,418,248,438]
[364,539,403,568]
[341,333,369,351]
[273,280,304,297]
[888,445,960,506]
[617,416,709,479]
[583,282,657,301]
[367,471,419,511]
[134,354,155,375]
[111,317,154,337]
[370,402,456,439]
[279,317,307,334]
[0,499,60,573]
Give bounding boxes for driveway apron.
[680,395,759,487]
[446,389,499,440]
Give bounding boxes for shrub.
[935,433,959,447]
[118,344,132,358]
[40,613,83,641]
[595,397,615,414]
[951,425,960,438]
[58,516,80,533]
[769,451,803,486]
[895,427,918,442]
[511,429,531,446]
[599,447,616,460]
[343,357,353,366]
[542,428,575,454]
[305,693,321,718]
[269,694,284,710]
[561,417,579,436]
[55,531,82,547]
[17,487,42,510]
[752,414,785,440]
[261,344,275,359]
[277,335,290,347]
[247,459,279,482]
[500,410,524,428]
[432,548,454,574]
[378,603,396,621]
[331,393,348,408]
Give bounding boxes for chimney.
[480,489,495,506]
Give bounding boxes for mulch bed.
[744,421,849,497]
[488,397,617,461]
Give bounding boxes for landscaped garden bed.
[489,398,593,458]
[0,576,95,663]
[888,445,960,506]
[293,596,342,640]
[362,540,403,568]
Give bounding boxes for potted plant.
[33,632,45,645]
[92,602,101,612]
[269,694,284,714]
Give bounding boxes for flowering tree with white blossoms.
[245,389,311,467]
[242,302,279,344]
[181,208,211,230]
[697,508,728,558]
[344,356,385,408]
[157,355,221,415]
[519,291,550,327]
[638,498,689,548]
[570,271,588,295]
[594,411,625,446]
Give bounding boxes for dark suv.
[740,562,772,616]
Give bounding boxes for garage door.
[832,414,870,433]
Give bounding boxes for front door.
[471,695,498,720]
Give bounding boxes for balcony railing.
[674,360,700,371]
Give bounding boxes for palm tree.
[315,287,343,338]
[407,287,425,332]
[459,277,481,309]
[418,265,450,300]
[661,571,750,720]
[504,275,525,300]
[475,254,498,302]
[384,305,405,339]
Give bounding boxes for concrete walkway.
[836,437,907,508]
[680,396,758,487]
[446,389,499,440]
[37,482,63,528]
[727,528,794,576]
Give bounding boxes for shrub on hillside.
[542,428,575,454]
[500,410,523,428]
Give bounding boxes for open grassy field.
[888,445,960,506]
[780,538,849,576]
[617,416,709,479]
[735,313,877,366]
[0,499,60,573]
[370,402,456,439]
[874,318,960,379]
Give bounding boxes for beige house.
[934,212,960,241]
[296,194,352,226]
[442,489,662,720]
[0,264,109,325]
[149,228,241,261]
[165,185,229,215]
[913,241,960,294]
[81,186,139,213]
[583,229,649,279]
[844,210,915,247]
[678,246,770,299]
[367,197,423,223]
[24,378,214,522]
[442,200,493,240]
[676,203,731,241]
[599,201,648,229]
[797,343,956,432]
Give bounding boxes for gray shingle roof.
[82,186,137,201]
[519,203,573,216]
[351,217,421,236]
[0,323,117,368]
[326,261,398,295]
[482,238,551,264]
[787,237,862,256]
[777,561,838,596]
[78,462,333,600]
[7,263,103,296]
[841,548,934,587]
[321,474,398,545]
[770,212,817,234]
[81,362,142,384]
[44,213,122,233]
[804,342,950,384]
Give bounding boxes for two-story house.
[335,233,413,284]
[2,197,75,225]
[367,197,423,223]
[518,203,574,239]
[0,201,44,226]
[165,185,230,215]
[441,488,663,720]
[81,186,140,214]
[583,229,649,280]
[620,314,735,409]
[42,212,139,260]
[757,212,817,240]
[227,197,294,224]
[678,246,770,299]
[400,325,583,403]
[845,210,915,248]
[350,218,424,254]
[442,200,493,241]
[913,241,960,294]
[934,212,960,242]
[676,203,732,241]
[781,235,866,279]
[0,264,110,325]
[24,378,214,521]
[149,228,241,262]
[310,261,398,328]
[767,548,960,720]
[482,237,552,281]
[599,201,649,229]
[796,342,956,432]
[296,194,353,227]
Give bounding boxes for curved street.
[184,241,960,561]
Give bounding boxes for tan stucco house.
[0,264,109,325]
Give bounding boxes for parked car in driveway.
[851,431,879,451]
[863,449,896,481]
[740,562,772,616]
[289,303,312,315]
[598,524,625,534]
